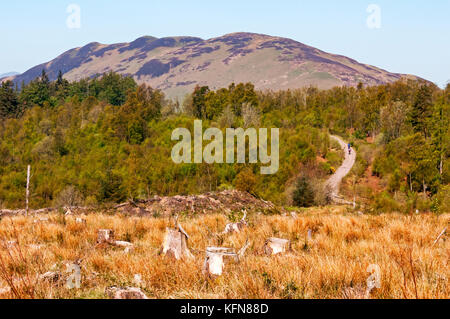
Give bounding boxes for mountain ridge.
[0,71,19,79]
[5,32,423,99]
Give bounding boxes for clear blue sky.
[1,0,449,87]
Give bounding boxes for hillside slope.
[6,32,421,100]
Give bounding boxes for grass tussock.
[0,208,448,299]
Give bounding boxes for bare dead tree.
[25,165,30,216]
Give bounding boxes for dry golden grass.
[0,207,448,299]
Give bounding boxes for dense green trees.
[0,71,448,213]
[188,83,259,120]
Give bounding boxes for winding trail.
[326,135,356,203]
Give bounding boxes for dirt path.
[326,135,356,203]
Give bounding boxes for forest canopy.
[0,71,448,213]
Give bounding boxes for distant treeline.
[0,71,448,213]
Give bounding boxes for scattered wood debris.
[116,190,281,217]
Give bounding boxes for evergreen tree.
[0,80,19,118]
[191,85,210,119]
[410,84,433,138]
[293,176,315,207]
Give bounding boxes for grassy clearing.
[0,207,448,299]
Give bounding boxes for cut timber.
[161,223,194,260]
[264,237,291,255]
[97,229,115,244]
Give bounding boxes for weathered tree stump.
[161,220,193,260]
[223,210,248,234]
[203,241,250,277]
[97,229,115,244]
[264,237,291,255]
[203,247,236,276]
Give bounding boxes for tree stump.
[203,247,237,277]
[97,229,115,244]
[264,237,290,255]
[161,224,193,260]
